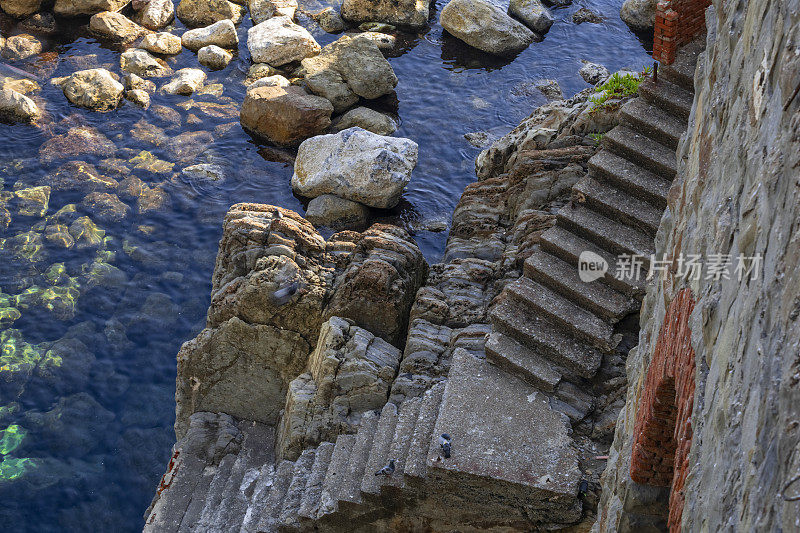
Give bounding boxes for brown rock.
[240,85,333,147]
[39,127,116,164]
[89,11,148,42]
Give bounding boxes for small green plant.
[589,70,646,113]
[589,133,604,145]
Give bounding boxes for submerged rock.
[305,194,370,230]
[240,85,333,146]
[54,0,128,16]
[247,16,321,66]
[161,68,207,95]
[120,48,173,77]
[57,69,124,111]
[197,45,233,70]
[508,0,553,35]
[140,32,183,55]
[340,0,430,30]
[81,192,130,222]
[89,11,148,42]
[181,19,238,51]
[292,127,417,209]
[331,106,397,135]
[19,12,57,34]
[573,7,602,24]
[176,0,243,27]
[620,0,656,31]
[1,34,42,61]
[43,160,119,192]
[440,0,535,56]
[166,130,214,161]
[248,0,297,24]
[14,186,50,217]
[536,78,563,100]
[0,0,41,17]
[132,0,175,29]
[0,88,40,122]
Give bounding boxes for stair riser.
[556,212,653,270]
[485,345,559,391]
[620,106,681,151]
[661,65,694,92]
[578,189,660,236]
[639,82,691,122]
[602,135,676,178]
[588,160,668,209]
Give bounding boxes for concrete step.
[589,150,671,209]
[317,434,356,519]
[505,277,616,352]
[639,77,694,121]
[196,453,238,530]
[404,382,446,480]
[619,97,686,150]
[298,442,335,521]
[557,205,656,263]
[255,460,295,532]
[573,176,663,235]
[383,397,422,492]
[277,448,316,529]
[660,37,704,92]
[361,402,399,497]
[538,225,647,297]
[523,249,637,321]
[489,297,602,379]
[603,126,677,178]
[238,463,276,533]
[485,331,563,392]
[339,411,379,506]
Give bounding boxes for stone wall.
[653,0,711,64]
[595,1,800,531]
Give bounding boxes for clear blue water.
[0,2,651,530]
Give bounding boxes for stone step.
[573,175,663,235]
[524,249,636,321]
[603,125,677,178]
[505,277,617,352]
[360,402,399,497]
[619,97,686,150]
[176,464,218,533]
[238,463,276,533]
[538,225,647,297]
[195,453,238,530]
[588,150,671,209]
[339,411,379,506]
[639,77,693,121]
[489,297,602,379]
[277,448,316,529]
[317,434,356,519]
[557,205,656,264]
[255,460,294,532]
[404,382,446,480]
[485,331,563,392]
[383,397,422,492]
[211,449,253,531]
[660,37,704,92]
[298,442,335,521]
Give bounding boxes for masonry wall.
[595,1,800,531]
[653,0,712,64]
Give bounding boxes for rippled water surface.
[0,2,650,530]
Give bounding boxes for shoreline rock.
[440,0,535,56]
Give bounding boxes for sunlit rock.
[120,48,173,77]
[181,19,238,50]
[54,0,128,16]
[240,85,333,146]
[160,68,206,95]
[509,0,553,35]
[132,0,175,29]
[69,216,106,249]
[440,0,535,56]
[13,185,50,217]
[140,32,183,55]
[247,0,296,24]
[197,45,233,70]
[89,11,148,42]
[129,150,175,174]
[341,0,429,30]
[331,106,397,135]
[0,88,40,122]
[57,69,125,111]
[176,0,243,27]
[247,15,320,66]
[0,34,42,60]
[0,0,41,17]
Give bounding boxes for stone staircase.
[486,42,701,413]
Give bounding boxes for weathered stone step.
[523,249,636,321]
[339,411,379,506]
[298,442,335,521]
[538,225,647,297]
[660,37,704,92]
[589,150,671,208]
[404,382,446,481]
[489,297,602,379]
[573,176,663,235]
[176,464,218,533]
[238,463,275,533]
[317,434,355,519]
[619,97,686,150]
[557,205,656,264]
[506,277,617,352]
[196,453,238,530]
[485,331,563,392]
[278,448,316,529]
[383,397,422,493]
[255,460,295,532]
[602,126,677,178]
[639,77,694,121]
[360,402,398,497]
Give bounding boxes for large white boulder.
[292,127,418,209]
[247,16,320,66]
[182,19,239,50]
[440,0,535,56]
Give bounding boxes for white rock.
[508,0,553,35]
[620,0,656,31]
[181,19,239,51]
[197,45,233,69]
[247,0,297,24]
[246,74,290,92]
[120,48,173,77]
[440,0,535,56]
[247,16,321,66]
[292,127,418,209]
[125,88,151,108]
[0,88,40,121]
[161,68,207,95]
[140,32,183,55]
[579,61,610,85]
[59,68,125,111]
[89,11,147,41]
[133,0,175,29]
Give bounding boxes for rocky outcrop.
[291,128,418,209]
[276,316,402,460]
[247,16,321,66]
[440,0,535,56]
[340,0,431,30]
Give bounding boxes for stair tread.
[661,37,704,90]
[639,77,693,120]
[278,449,316,526]
[524,249,636,320]
[574,175,663,234]
[490,297,602,379]
[485,331,563,392]
[255,460,294,531]
[589,150,671,208]
[211,449,251,531]
[361,402,399,496]
[298,442,335,520]
[506,277,615,350]
[603,125,677,177]
[384,398,422,490]
[176,463,218,533]
[619,97,686,149]
[339,411,379,504]
[196,453,238,529]
[318,434,356,519]
[557,204,656,260]
[404,382,446,480]
[238,463,276,533]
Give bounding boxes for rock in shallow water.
[54,0,128,16]
[0,0,41,17]
[176,0,243,27]
[140,32,183,55]
[0,88,40,122]
[340,0,430,30]
[305,194,370,230]
[620,0,656,31]
[440,0,535,56]
[161,68,206,95]
[89,11,148,42]
[120,48,173,77]
[240,85,333,146]
[58,69,125,111]
[248,0,297,24]
[331,106,397,135]
[292,127,418,209]
[312,7,345,33]
[508,0,553,35]
[197,45,233,70]
[1,34,42,60]
[181,19,238,51]
[573,7,602,24]
[247,15,321,66]
[579,60,610,85]
[132,0,175,29]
